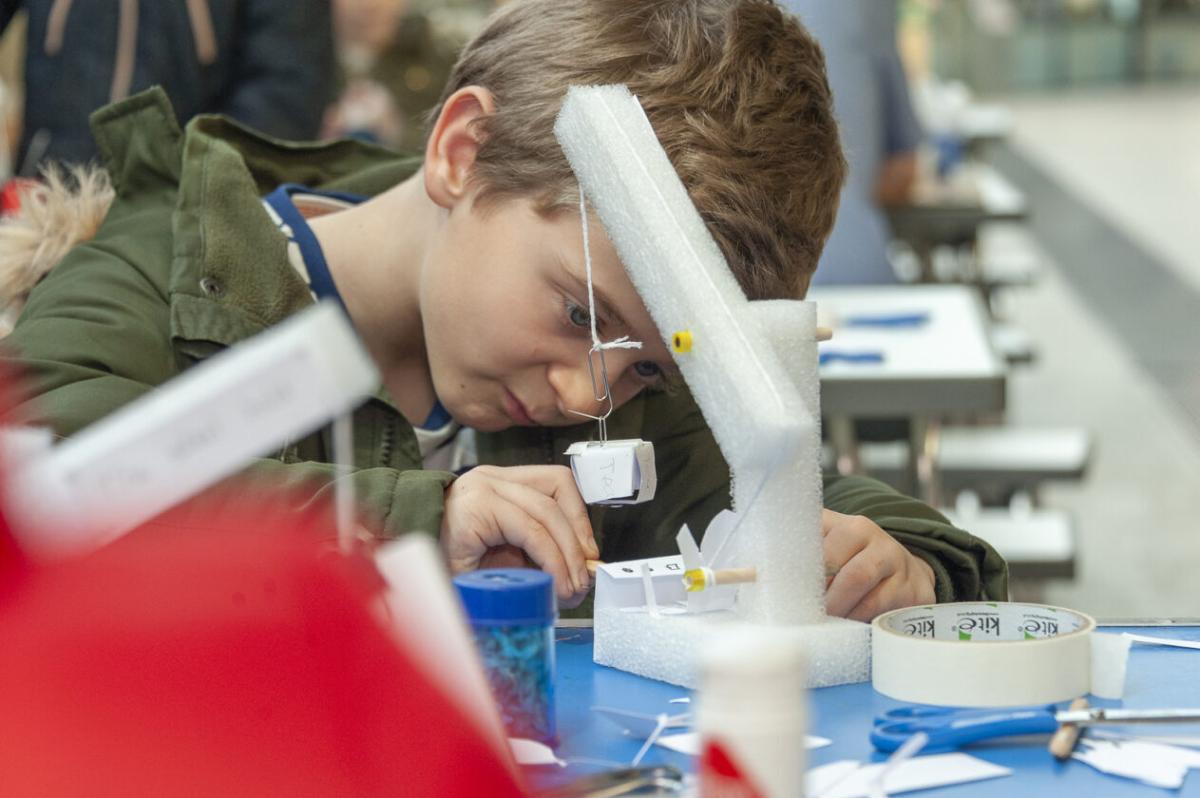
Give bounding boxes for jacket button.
[199,276,224,298]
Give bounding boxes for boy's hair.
[431,0,845,299]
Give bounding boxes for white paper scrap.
[654,732,831,757]
[1124,633,1200,651]
[592,706,690,738]
[1090,632,1131,699]
[1073,739,1200,790]
[812,753,1011,798]
[375,538,511,760]
[509,738,565,767]
[807,761,860,797]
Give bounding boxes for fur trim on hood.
[0,165,115,336]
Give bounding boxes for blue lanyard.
[264,183,366,312]
[265,183,453,433]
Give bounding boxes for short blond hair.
[431,0,845,299]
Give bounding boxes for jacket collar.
[91,87,421,349]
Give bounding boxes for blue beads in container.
[454,568,557,744]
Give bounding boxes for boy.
[0,0,1006,618]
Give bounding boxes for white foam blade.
[699,510,739,568]
[676,524,703,571]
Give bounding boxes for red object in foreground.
[699,740,765,798]
[0,178,39,216]
[0,501,526,797]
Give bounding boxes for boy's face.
[420,196,678,433]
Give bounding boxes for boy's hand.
[822,509,936,622]
[439,465,599,607]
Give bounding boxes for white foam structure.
[556,85,870,688]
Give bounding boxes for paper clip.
[570,344,616,441]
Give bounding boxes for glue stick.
[696,626,807,797]
[453,569,557,744]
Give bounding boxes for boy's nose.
[547,360,610,419]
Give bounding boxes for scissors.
[872,704,1200,753]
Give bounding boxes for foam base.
[593,608,871,689]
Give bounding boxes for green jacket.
[2,89,1008,603]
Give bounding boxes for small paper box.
[564,439,656,506]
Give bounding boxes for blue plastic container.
[454,569,557,744]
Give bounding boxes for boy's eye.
[633,361,662,380]
[567,302,591,328]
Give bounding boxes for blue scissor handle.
[871,705,1061,753]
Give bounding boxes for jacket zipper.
[380,415,396,469]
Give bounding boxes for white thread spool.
[696,626,807,797]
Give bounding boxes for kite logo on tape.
[954,611,1001,641]
[903,614,935,638]
[1020,614,1061,638]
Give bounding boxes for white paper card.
[509,738,565,767]
[653,732,831,757]
[812,753,1011,798]
[1073,739,1200,790]
[807,761,861,797]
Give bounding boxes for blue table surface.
[531,625,1200,795]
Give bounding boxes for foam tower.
[555,86,870,688]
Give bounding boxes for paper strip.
[1124,633,1200,651]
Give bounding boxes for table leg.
[828,415,861,476]
[911,417,943,507]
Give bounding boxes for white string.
[631,713,669,767]
[579,190,642,354]
[572,190,643,442]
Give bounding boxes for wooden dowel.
[711,566,757,586]
[816,326,833,342]
[1049,697,1090,761]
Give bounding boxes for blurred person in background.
[784,0,923,285]
[323,0,470,152]
[0,0,335,173]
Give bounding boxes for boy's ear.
[424,87,498,210]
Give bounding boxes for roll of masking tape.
[872,602,1098,707]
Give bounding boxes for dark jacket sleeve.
[824,474,1009,602]
[222,0,335,140]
